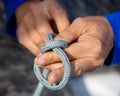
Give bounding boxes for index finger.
[49,0,70,32]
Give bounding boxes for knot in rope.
[34,33,71,93]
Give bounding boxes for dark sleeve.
[103,10,120,65]
[3,0,26,38]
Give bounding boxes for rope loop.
[34,33,71,90]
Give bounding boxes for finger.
[54,18,88,44]
[35,15,53,39]
[47,57,99,84]
[34,42,79,66]
[34,38,98,66]
[48,67,64,84]
[49,1,70,32]
[17,24,39,55]
[34,52,60,66]
[70,57,100,77]
[30,6,53,42]
[35,61,63,71]
[23,13,43,47]
[34,46,74,66]
[24,39,40,55]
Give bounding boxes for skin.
[15,0,113,84]
[34,16,113,84]
[15,0,70,55]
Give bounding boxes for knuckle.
[93,46,101,55]
[72,62,82,76]
[53,6,65,15]
[58,33,66,39]
[28,3,38,14]
[29,3,36,11]
[93,40,102,54]
[56,33,70,43]
[75,68,82,76]
[34,38,43,45]
[16,26,26,45]
[90,21,99,28]
[88,38,102,56]
[23,14,29,25]
[38,26,49,33]
[73,17,85,24]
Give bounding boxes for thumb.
[48,67,64,84]
[54,18,86,44]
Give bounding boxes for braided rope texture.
[33,33,71,96]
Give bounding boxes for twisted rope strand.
[33,33,71,96]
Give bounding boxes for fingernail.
[52,74,58,83]
[38,59,46,66]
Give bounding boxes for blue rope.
[33,33,71,96]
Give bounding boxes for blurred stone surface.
[0,0,120,96]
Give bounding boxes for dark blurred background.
[0,0,120,96]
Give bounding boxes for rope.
[33,33,71,96]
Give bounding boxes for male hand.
[15,0,69,55]
[34,16,113,84]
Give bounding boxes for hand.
[15,0,69,55]
[34,16,113,84]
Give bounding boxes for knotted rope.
[33,33,71,96]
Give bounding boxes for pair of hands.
[16,0,113,84]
